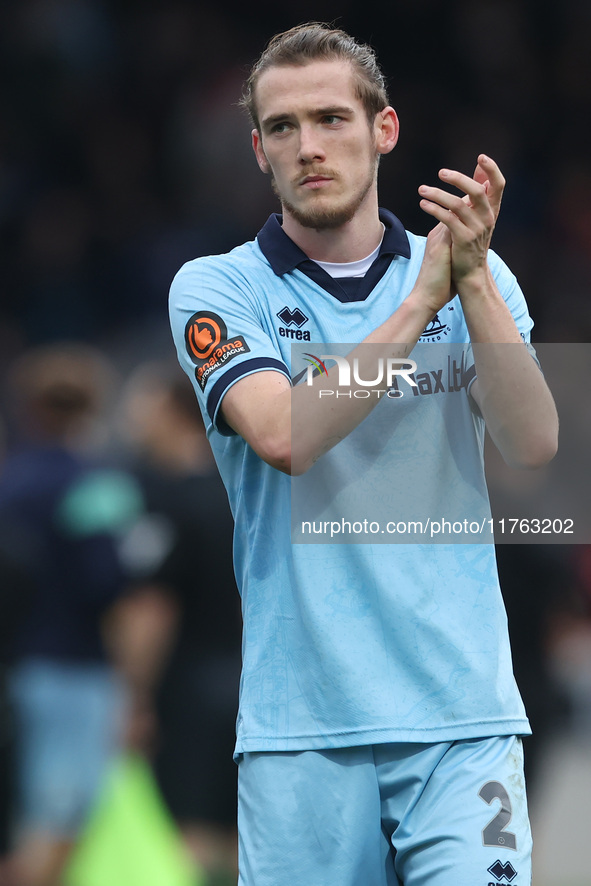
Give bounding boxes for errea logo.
[277,306,311,341]
[487,860,518,882]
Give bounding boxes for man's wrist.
[403,287,444,326]
[454,265,496,300]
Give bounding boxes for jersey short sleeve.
[460,248,536,397]
[169,251,291,435]
[488,248,533,341]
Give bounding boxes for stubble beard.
[272,162,378,231]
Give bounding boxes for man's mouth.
[299,174,333,189]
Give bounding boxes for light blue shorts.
[10,657,124,837]
[238,736,532,886]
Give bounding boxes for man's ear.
[252,129,270,174]
[375,106,400,156]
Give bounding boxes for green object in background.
[55,470,144,537]
[64,754,205,886]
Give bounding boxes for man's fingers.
[419,197,469,237]
[474,154,505,219]
[436,221,452,244]
[426,220,452,246]
[475,154,505,188]
[418,156,504,283]
[418,183,492,229]
[437,169,490,207]
[460,179,489,208]
[418,156,504,243]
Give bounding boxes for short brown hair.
[241,22,389,131]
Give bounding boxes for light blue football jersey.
[169,210,532,754]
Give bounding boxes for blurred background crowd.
[0,1,591,885]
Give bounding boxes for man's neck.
[280,196,384,263]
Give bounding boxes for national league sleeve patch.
[184,311,251,390]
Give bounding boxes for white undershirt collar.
[313,224,385,279]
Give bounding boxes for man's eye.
[322,115,342,125]
[271,122,291,134]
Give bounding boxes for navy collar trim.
[257,208,411,277]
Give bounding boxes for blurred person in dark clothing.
[495,544,572,791]
[0,344,140,886]
[0,535,34,886]
[112,362,241,886]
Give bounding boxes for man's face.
[252,60,395,230]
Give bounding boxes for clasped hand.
[416,154,505,310]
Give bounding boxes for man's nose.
[297,125,326,164]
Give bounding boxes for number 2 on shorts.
[478,781,517,850]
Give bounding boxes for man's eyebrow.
[310,106,355,117]
[261,106,355,129]
[260,112,293,130]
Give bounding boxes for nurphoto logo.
[304,353,418,399]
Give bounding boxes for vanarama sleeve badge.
[184,311,250,390]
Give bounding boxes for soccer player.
[169,23,558,886]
